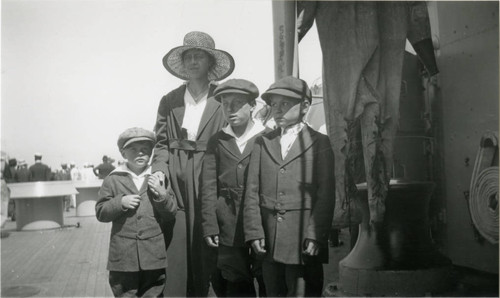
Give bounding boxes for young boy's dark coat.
[244,125,335,264]
[96,171,177,271]
[201,128,270,247]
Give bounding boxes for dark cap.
[117,127,156,150]
[213,79,259,102]
[261,76,312,105]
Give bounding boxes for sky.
[1,0,323,169]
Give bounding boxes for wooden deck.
[0,210,350,297]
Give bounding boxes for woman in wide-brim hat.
[151,31,233,297]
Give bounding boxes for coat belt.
[219,188,243,200]
[168,139,207,152]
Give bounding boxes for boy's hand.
[303,239,319,256]
[122,195,141,210]
[250,239,267,255]
[204,235,219,248]
[152,171,166,186]
[148,174,167,197]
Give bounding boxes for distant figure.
[1,152,11,230]
[80,163,97,181]
[29,153,52,182]
[7,159,17,183]
[93,155,115,179]
[14,160,30,182]
[55,163,72,212]
[69,162,80,208]
[10,159,30,221]
[69,162,81,181]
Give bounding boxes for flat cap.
[213,79,259,102]
[261,76,312,105]
[117,127,156,150]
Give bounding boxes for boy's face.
[221,94,254,129]
[269,95,310,128]
[182,49,212,80]
[120,141,153,172]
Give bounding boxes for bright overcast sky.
[1,0,322,169]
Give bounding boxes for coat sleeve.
[152,95,170,175]
[150,186,177,222]
[95,176,128,222]
[200,135,219,238]
[306,136,335,244]
[244,137,265,243]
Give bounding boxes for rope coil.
[469,131,498,244]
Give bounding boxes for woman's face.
[182,49,212,80]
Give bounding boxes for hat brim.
[213,89,257,102]
[261,89,311,105]
[163,46,235,82]
[122,137,155,149]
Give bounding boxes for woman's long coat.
[152,84,226,296]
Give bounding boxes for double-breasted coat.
[95,170,177,272]
[151,83,226,296]
[244,126,335,265]
[200,128,270,247]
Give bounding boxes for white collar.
[112,164,151,178]
[222,121,266,152]
[281,122,306,136]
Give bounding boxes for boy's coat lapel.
[219,133,241,159]
[282,126,317,166]
[115,173,141,194]
[262,130,283,165]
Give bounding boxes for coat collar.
[171,85,187,127]
[218,127,267,161]
[262,125,318,166]
[196,85,220,138]
[110,165,150,194]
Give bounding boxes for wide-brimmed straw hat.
[163,31,235,81]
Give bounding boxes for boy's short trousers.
[217,244,262,282]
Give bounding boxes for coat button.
[138,231,143,236]
[279,192,284,196]
[280,168,285,174]
[277,216,283,222]
[137,215,142,220]
[237,163,243,169]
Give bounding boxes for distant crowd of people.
[2,153,119,184]
[1,153,120,218]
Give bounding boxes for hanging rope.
[468,131,498,244]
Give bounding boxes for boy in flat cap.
[96,127,177,297]
[200,79,269,297]
[243,76,335,296]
